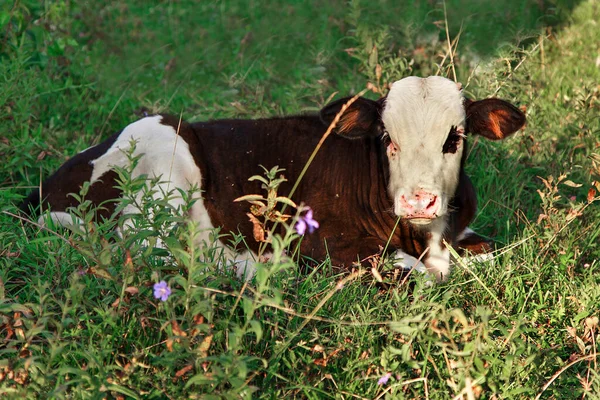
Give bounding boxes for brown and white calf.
[21,76,526,281]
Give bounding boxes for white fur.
[381,76,467,281]
[38,211,83,228]
[392,218,452,281]
[89,116,259,279]
[382,76,465,219]
[423,218,451,281]
[90,116,212,242]
[394,224,492,282]
[230,250,259,281]
[37,116,263,280]
[456,227,476,242]
[392,250,427,273]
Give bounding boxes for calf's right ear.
[465,98,526,140]
[319,96,382,139]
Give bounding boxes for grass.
[1,0,600,398]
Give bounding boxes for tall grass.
[1,0,599,398]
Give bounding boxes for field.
[1,0,600,398]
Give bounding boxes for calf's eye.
[442,126,465,154]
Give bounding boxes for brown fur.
[20,133,122,220]
[338,109,361,135]
[466,99,526,141]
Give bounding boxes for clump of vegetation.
[1,0,599,398]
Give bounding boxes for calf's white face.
[382,76,465,224]
[320,75,526,226]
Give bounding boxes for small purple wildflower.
[377,372,392,386]
[153,280,171,302]
[296,208,319,235]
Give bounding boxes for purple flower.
[377,372,392,385]
[153,280,171,302]
[295,208,319,235]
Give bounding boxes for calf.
[21,76,525,280]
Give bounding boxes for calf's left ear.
[320,96,382,139]
[466,98,526,140]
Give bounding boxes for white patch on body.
[37,115,264,280]
[89,115,213,244]
[394,225,496,282]
[230,250,259,281]
[38,211,83,229]
[382,76,466,219]
[392,250,427,273]
[424,218,451,281]
[456,227,476,242]
[69,115,258,278]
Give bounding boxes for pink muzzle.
[397,191,440,220]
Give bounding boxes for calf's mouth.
[407,217,435,226]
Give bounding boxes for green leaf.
[185,373,215,388]
[236,360,248,378]
[99,248,112,267]
[388,322,416,335]
[249,320,263,343]
[105,384,140,399]
[369,44,378,67]
[234,194,265,203]
[0,12,10,30]
[270,177,287,186]
[0,302,31,314]
[450,308,469,327]
[274,196,297,208]
[574,310,590,324]
[88,266,114,281]
[563,180,582,187]
[248,175,269,185]
[242,298,254,320]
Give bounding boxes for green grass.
[2,0,600,398]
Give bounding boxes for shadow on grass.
[52,0,586,114]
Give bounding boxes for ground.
[1,0,599,398]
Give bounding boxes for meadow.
[1,0,599,398]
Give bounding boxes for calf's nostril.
[425,196,437,210]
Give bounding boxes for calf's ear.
[465,98,526,140]
[320,96,382,139]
